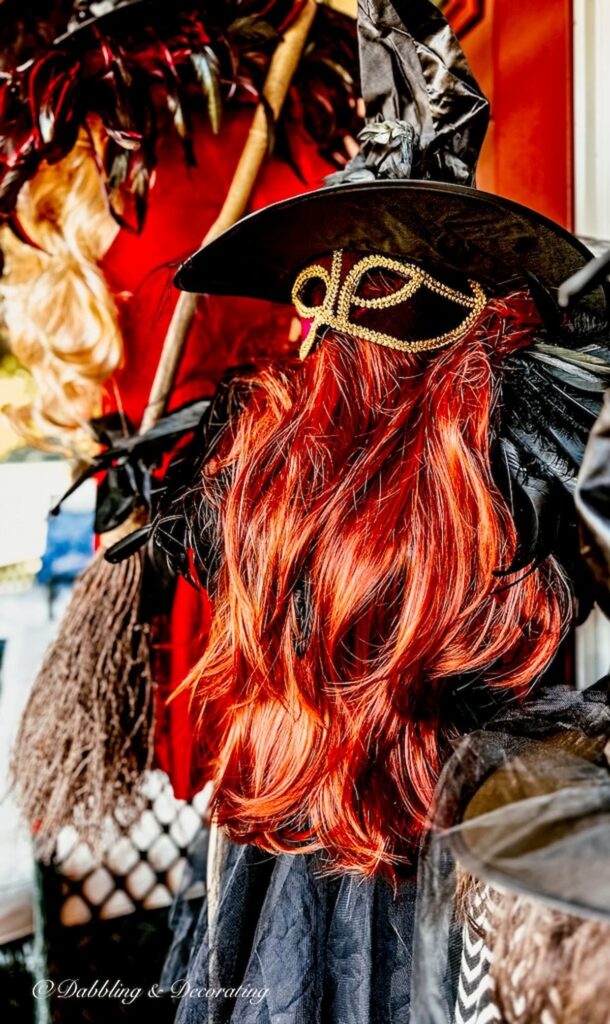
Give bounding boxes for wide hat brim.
[175,180,606,315]
[55,1,148,45]
[448,744,610,923]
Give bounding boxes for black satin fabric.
[355,0,488,185]
[161,837,418,1024]
[576,389,610,616]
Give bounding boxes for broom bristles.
[11,548,155,862]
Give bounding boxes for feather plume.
[489,311,609,608]
[0,1,361,225]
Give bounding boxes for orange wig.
[185,288,571,880]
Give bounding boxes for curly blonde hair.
[0,129,122,455]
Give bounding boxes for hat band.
[292,250,488,359]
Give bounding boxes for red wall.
[454,0,573,229]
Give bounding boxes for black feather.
[292,567,314,659]
[503,381,584,475]
[150,367,254,587]
[491,438,558,575]
[491,438,537,573]
[505,422,576,490]
[526,360,601,421]
[493,310,609,604]
[104,524,151,564]
[0,2,362,223]
[525,272,563,335]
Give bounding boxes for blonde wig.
[0,129,121,455]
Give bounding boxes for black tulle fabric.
[410,681,610,1024]
[161,836,418,1023]
[159,685,610,1024]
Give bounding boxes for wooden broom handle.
[139,0,318,434]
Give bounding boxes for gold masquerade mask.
[291,250,488,359]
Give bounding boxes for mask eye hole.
[350,260,420,310]
[355,267,408,303]
[296,275,327,310]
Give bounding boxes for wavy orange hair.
[187,290,571,880]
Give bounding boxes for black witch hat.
[175,0,606,320]
[154,0,610,615]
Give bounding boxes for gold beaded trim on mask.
[292,250,488,359]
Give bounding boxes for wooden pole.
[139,0,318,433]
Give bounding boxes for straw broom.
[11,0,319,861]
